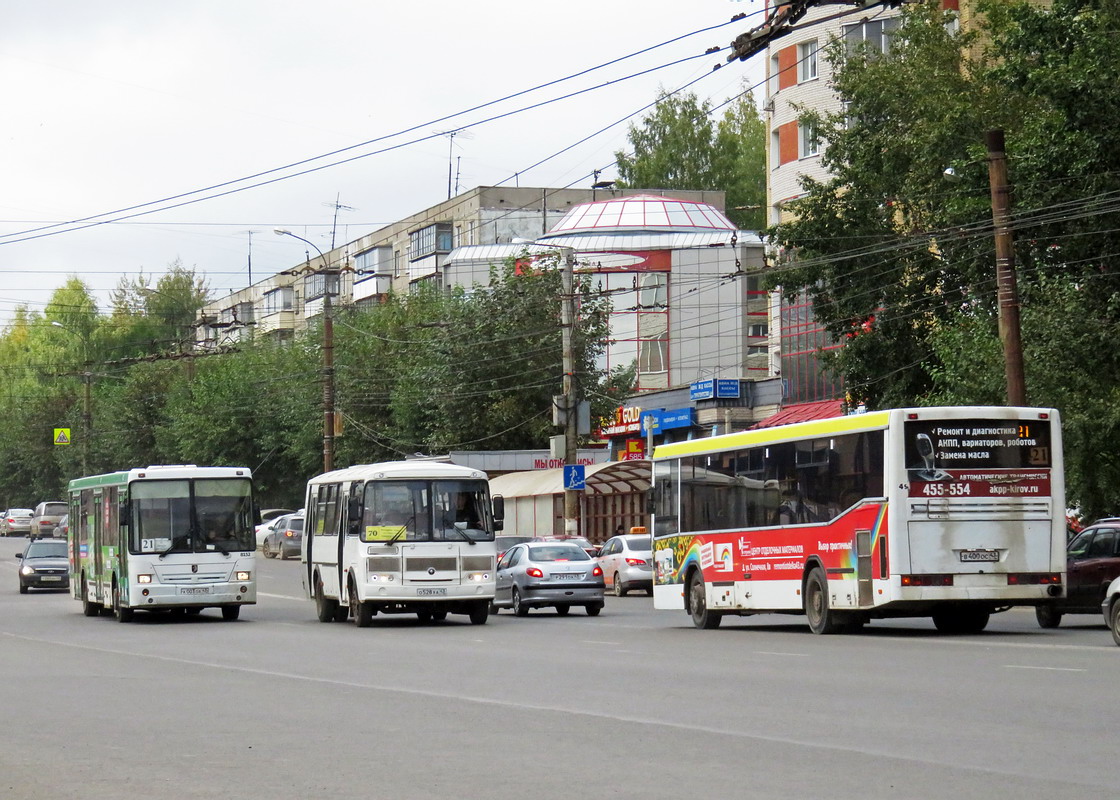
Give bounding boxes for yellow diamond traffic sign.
[54,428,71,445]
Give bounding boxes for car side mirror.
[15,552,22,559]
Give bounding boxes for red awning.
[751,399,845,429]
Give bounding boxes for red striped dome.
[545,194,735,235]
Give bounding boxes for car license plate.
[180,586,212,595]
[40,576,62,582]
[960,549,999,562]
[417,588,446,596]
[553,573,581,581]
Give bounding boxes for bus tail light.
[901,574,953,587]
[1007,573,1061,585]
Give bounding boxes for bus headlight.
[137,574,152,584]
[235,571,251,581]
[369,573,396,583]
[465,572,490,582]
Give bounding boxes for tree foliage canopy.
[769,0,1120,517]
[615,86,767,230]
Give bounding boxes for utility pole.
[560,247,579,537]
[275,228,335,473]
[986,129,1027,406]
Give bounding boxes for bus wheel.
[688,570,722,629]
[314,578,339,623]
[1035,604,1062,629]
[81,576,100,617]
[221,605,240,621]
[416,608,433,623]
[349,581,373,628]
[467,602,489,625]
[112,583,134,623]
[804,568,838,634]
[431,609,448,622]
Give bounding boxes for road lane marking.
[1004,665,1086,672]
[257,592,305,601]
[755,651,810,657]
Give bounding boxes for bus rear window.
[904,418,1051,471]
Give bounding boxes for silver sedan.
[492,542,604,617]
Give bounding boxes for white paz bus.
[651,406,1066,633]
[68,465,258,621]
[302,461,502,627]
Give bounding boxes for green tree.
[769,0,1120,516]
[615,86,767,229]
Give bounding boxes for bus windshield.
[360,479,495,543]
[131,478,255,554]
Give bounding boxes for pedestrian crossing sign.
[54,428,71,445]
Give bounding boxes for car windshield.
[41,503,67,516]
[25,541,67,558]
[624,536,652,552]
[529,545,590,562]
[131,477,256,554]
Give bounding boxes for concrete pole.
[986,129,1027,406]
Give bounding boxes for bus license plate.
[180,586,212,595]
[960,550,999,562]
[417,588,446,596]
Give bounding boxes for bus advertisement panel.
[651,407,1065,634]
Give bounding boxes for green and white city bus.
[68,465,259,622]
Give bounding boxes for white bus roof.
[307,461,489,486]
[69,465,253,491]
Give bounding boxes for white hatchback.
[596,533,653,597]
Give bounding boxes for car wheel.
[1110,599,1120,647]
[804,567,838,634]
[555,604,570,616]
[19,583,28,594]
[585,604,602,616]
[512,587,529,617]
[489,601,500,614]
[688,570,722,629]
[613,573,626,597]
[1035,604,1062,629]
[264,541,276,559]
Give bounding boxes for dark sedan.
[262,514,303,560]
[17,538,70,593]
[492,541,604,616]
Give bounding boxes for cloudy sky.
[0,1,766,324]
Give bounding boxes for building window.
[305,272,340,301]
[769,54,781,96]
[638,273,667,309]
[409,222,453,261]
[264,287,294,314]
[800,121,820,158]
[843,16,900,56]
[798,40,818,82]
[749,323,768,338]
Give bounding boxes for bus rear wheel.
[688,570,722,629]
[804,568,839,634]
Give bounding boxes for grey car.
[29,501,67,538]
[596,533,654,596]
[2,508,33,537]
[493,541,604,616]
[262,514,303,560]
[17,538,70,593]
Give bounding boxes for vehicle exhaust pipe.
[1047,584,1062,597]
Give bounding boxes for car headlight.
[20,565,34,575]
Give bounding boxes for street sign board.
[563,464,586,491]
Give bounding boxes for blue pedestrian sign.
[563,464,586,491]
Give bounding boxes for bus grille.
[367,556,401,572]
[911,500,1051,518]
[461,555,493,572]
[406,557,458,572]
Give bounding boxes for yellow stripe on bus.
[652,410,891,460]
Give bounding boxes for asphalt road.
[1,536,1117,799]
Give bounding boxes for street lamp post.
[275,228,336,474]
[51,320,91,474]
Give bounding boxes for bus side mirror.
[492,495,505,531]
[119,499,131,527]
[645,493,655,514]
[254,504,263,525]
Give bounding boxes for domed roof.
[543,193,736,237]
